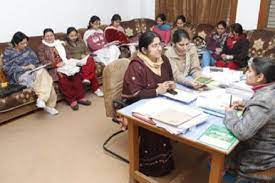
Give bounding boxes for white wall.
[236,0,261,30]
[0,0,155,42]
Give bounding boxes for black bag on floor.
[0,84,26,98]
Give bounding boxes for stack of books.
[132,98,208,134]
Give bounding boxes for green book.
[195,76,213,84]
[198,124,238,151]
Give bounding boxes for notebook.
[195,76,213,85]
[152,108,200,126]
[132,98,203,127]
[161,88,197,104]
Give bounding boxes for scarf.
[226,34,246,49]
[42,40,68,63]
[252,82,273,92]
[137,51,163,76]
[156,24,171,31]
[42,40,82,76]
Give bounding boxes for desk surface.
[118,96,239,155]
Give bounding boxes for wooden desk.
[118,98,239,183]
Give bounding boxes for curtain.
[155,0,232,25]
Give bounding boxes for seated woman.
[83,16,120,65]
[152,13,171,45]
[65,27,103,97]
[224,57,275,181]
[122,31,175,177]
[201,20,229,67]
[38,28,90,111]
[3,32,58,115]
[215,23,249,70]
[165,29,204,89]
[171,15,187,40]
[104,14,129,44]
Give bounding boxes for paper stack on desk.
[202,67,243,86]
[226,81,254,100]
[132,98,208,134]
[196,89,241,117]
[160,88,197,104]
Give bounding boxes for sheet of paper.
[161,88,197,104]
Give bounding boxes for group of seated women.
[121,29,275,181]
[3,12,274,181]
[152,13,250,70]
[2,13,132,113]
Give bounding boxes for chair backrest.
[103,58,130,118]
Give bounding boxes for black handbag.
[0,84,26,98]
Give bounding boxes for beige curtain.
[155,0,231,25]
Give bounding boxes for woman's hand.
[232,100,245,110]
[215,48,222,55]
[56,62,64,67]
[221,54,227,60]
[23,64,35,70]
[225,100,245,111]
[190,81,207,90]
[164,81,176,90]
[156,82,170,95]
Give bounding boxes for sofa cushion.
[0,88,36,113]
[248,30,275,58]
[0,54,8,83]
[195,24,215,40]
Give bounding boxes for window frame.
[258,0,275,30]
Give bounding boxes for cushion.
[0,88,36,112]
[248,30,275,58]
[0,84,26,98]
[0,54,8,83]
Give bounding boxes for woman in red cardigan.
[215,23,250,70]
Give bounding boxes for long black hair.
[230,23,243,35]
[43,28,54,36]
[88,16,101,29]
[172,29,190,44]
[111,14,122,24]
[11,31,29,47]
[138,31,161,53]
[174,15,186,25]
[66,27,78,46]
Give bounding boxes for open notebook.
[160,88,197,104]
[132,98,203,127]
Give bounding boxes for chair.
[102,58,131,163]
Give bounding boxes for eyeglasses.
[150,43,163,49]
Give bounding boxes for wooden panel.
[229,0,238,24]
[258,0,271,29]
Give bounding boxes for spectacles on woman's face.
[150,42,163,49]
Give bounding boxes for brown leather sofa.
[0,18,156,123]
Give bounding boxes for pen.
[229,95,232,107]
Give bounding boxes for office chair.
[102,58,130,163]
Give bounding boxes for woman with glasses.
[165,29,204,89]
[83,15,120,65]
[122,31,175,177]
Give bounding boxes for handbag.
[0,84,26,98]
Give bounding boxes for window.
[258,0,275,29]
[267,0,275,28]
